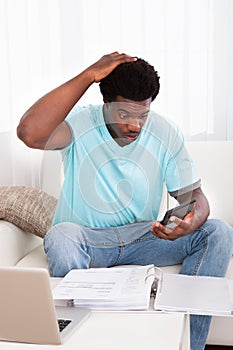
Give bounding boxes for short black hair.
[99,58,160,102]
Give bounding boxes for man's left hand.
[150,211,194,241]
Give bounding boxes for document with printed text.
[53,265,154,310]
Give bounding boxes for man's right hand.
[17,51,136,150]
[86,52,137,83]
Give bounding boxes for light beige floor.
[205,346,232,349]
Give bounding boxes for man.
[17,52,233,350]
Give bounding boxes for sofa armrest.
[0,221,42,266]
[16,245,48,269]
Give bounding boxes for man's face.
[103,96,151,147]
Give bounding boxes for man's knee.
[204,218,233,242]
[44,222,85,248]
[202,218,233,259]
[43,222,89,277]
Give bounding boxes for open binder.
[152,267,233,316]
[52,264,233,316]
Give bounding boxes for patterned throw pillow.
[0,186,57,238]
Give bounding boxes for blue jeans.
[44,219,233,350]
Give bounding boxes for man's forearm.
[176,187,210,233]
[17,69,94,148]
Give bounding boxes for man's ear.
[103,99,111,111]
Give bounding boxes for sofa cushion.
[0,186,57,238]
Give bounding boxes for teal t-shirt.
[53,104,199,228]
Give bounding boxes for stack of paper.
[53,265,154,310]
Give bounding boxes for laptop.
[0,267,91,345]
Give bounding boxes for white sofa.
[0,141,233,346]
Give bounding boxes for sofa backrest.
[39,150,63,199]
[185,141,233,226]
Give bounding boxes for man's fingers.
[110,52,137,62]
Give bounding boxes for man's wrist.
[83,66,98,84]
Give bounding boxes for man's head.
[100,58,160,147]
[99,58,160,102]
